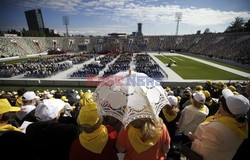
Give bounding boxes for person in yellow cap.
[15,88,26,107]
[0,99,21,132]
[213,81,226,98]
[0,98,34,160]
[70,102,118,160]
[79,90,94,108]
[196,85,203,92]
[165,87,171,92]
[203,90,219,117]
[228,85,237,92]
[204,80,215,98]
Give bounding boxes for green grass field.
[155,55,248,80]
[187,55,250,74]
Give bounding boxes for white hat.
[22,91,39,101]
[167,96,178,107]
[167,91,174,96]
[193,92,206,104]
[222,89,250,115]
[35,99,65,121]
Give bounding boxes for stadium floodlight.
[175,12,182,35]
[62,16,69,38]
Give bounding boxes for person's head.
[22,91,38,105]
[203,90,211,101]
[205,80,212,87]
[17,88,27,97]
[196,85,203,91]
[77,102,103,133]
[129,117,162,140]
[35,99,65,122]
[192,92,206,108]
[228,85,237,92]
[183,87,192,98]
[167,96,178,107]
[216,81,225,90]
[219,89,250,122]
[0,99,20,122]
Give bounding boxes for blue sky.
[0,0,250,36]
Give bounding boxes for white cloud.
[7,0,250,34]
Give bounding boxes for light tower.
[62,16,69,37]
[175,12,182,35]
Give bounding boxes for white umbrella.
[93,71,169,125]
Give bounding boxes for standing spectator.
[70,102,118,160]
[189,89,249,160]
[116,117,170,160]
[178,92,209,144]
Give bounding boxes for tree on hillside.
[203,28,211,34]
[244,20,250,32]
[225,17,245,33]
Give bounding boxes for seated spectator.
[189,89,250,160]
[70,102,118,160]
[0,99,21,131]
[26,99,78,160]
[159,96,180,159]
[178,92,209,144]
[203,90,219,117]
[15,91,38,126]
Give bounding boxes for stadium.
[0,32,249,90]
[0,1,250,160]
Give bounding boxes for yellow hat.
[61,96,68,102]
[165,87,171,92]
[78,102,99,126]
[0,99,20,114]
[176,96,181,102]
[216,81,224,89]
[233,91,239,95]
[203,90,211,98]
[196,85,203,91]
[206,80,212,86]
[228,85,236,92]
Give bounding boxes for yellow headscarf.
[203,115,248,140]
[128,126,161,153]
[79,125,108,154]
[162,107,178,122]
[0,124,21,132]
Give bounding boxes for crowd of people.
[135,54,164,79]
[70,55,116,78]
[102,54,132,78]
[1,32,249,65]
[0,80,249,160]
[0,53,94,78]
